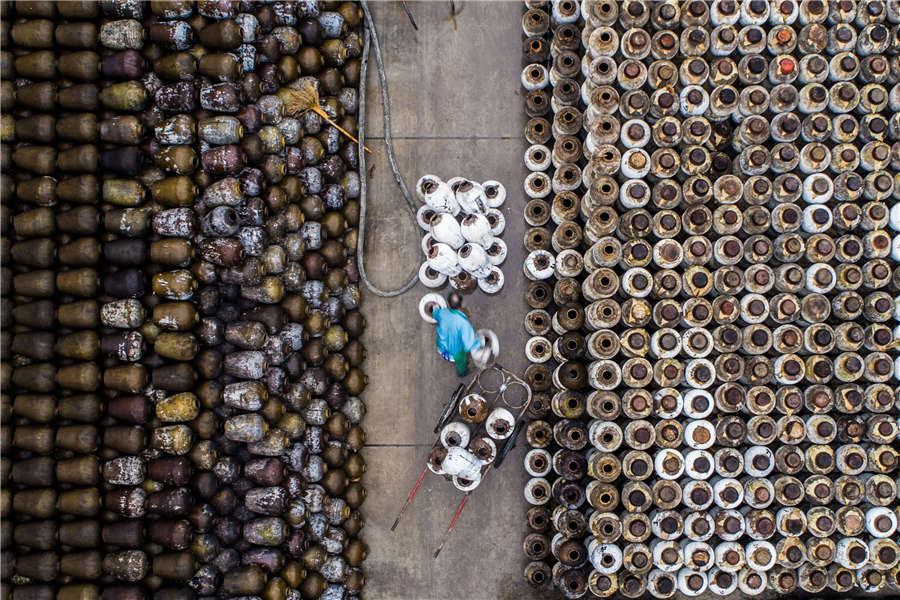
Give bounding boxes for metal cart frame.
[390,363,532,558]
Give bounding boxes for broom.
[279,81,373,153]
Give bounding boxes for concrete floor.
[357,2,554,599]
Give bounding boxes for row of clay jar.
[1,2,369,600]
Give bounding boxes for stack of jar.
[520,0,594,593]
[3,0,167,594]
[416,174,508,294]
[2,2,368,600]
[520,0,900,597]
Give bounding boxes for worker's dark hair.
[448,291,463,310]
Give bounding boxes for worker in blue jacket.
[433,292,482,376]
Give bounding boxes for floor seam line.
[364,443,432,447]
[359,136,526,140]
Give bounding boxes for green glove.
[453,351,468,376]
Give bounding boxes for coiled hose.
[356,0,420,297]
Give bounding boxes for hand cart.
[390,363,532,558]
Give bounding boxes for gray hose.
[356,0,420,297]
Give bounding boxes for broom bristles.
[281,84,319,114]
[281,85,372,153]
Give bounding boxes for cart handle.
[433,493,470,559]
[391,466,428,532]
